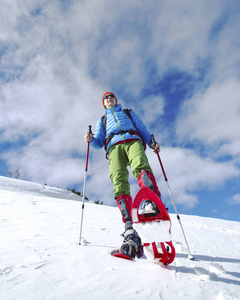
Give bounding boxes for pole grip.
[85,125,92,171]
[88,125,92,135]
[150,134,157,147]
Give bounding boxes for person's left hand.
[151,143,160,153]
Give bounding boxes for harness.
[101,109,146,157]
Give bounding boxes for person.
[84,92,161,258]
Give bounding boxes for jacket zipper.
[111,108,125,142]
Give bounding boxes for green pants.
[109,140,152,198]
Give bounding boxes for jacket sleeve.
[129,110,156,148]
[90,118,105,150]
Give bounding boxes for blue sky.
[0,0,240,221]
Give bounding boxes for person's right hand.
[84,133,93,143]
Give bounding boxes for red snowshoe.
[132,186,175,265]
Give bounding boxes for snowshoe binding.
[120,228,142,259]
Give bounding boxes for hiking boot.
[120,228,142,259]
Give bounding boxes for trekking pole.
[79,125,92,245]
[151,135,194,260]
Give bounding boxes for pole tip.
[79,238,87,246]
[188,255,195,260]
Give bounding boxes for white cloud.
[148,1,222,74]
[229,194,240,205]
[176,80,240,157]
[209,12,240,82]
[132,95,164,126]
[3,145,85,188]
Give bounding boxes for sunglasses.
[104,94,115,100]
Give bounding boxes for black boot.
[120,228,142,259]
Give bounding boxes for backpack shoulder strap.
[123,108,136,128]
[123,108,133,121]
[101,114,107,133]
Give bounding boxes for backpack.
[101,109,146,154]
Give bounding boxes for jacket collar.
[104,104,122,114]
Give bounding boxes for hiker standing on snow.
[84,92,161,258]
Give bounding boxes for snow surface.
[1,176,240,300]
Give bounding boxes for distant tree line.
[8,164,21,179]
[68,188,103,205]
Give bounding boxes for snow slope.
[1,176,240,300]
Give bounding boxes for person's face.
[104,94,117,108]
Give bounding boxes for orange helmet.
[102,92,118,107]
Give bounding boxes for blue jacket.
[90,104,153,152]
